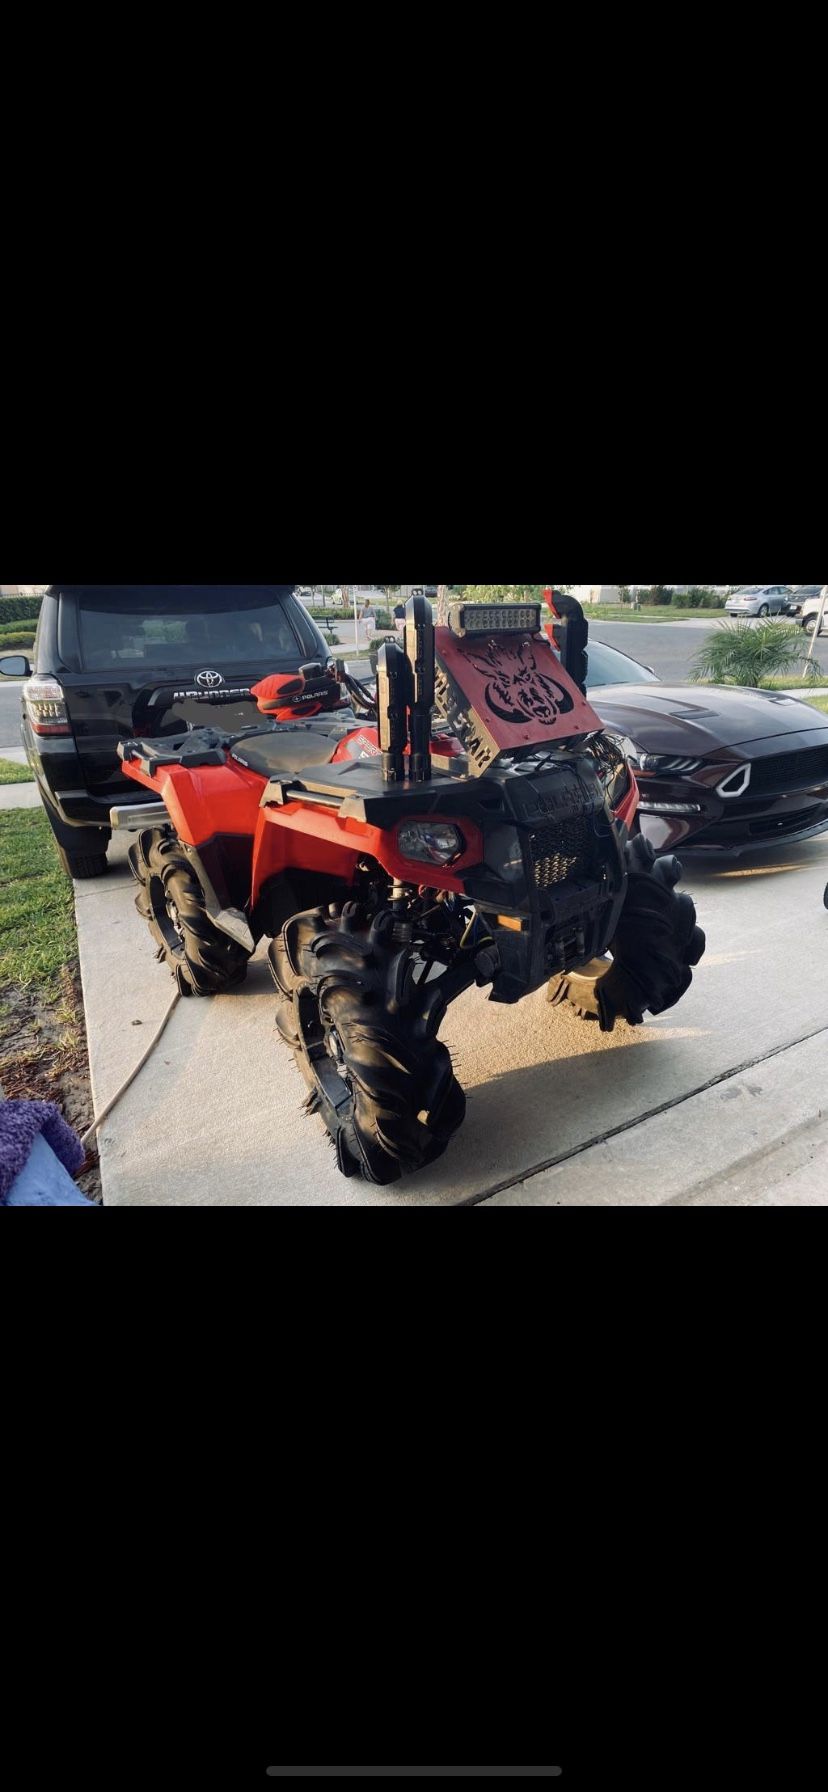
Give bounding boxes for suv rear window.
[72,584,309,670]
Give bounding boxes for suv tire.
[57,847,109,880]
[44,804,111,880]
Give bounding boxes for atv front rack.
[119,726,479,825]
[119,725,283,779]
[257,756,479,824]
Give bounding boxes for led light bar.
[449,603,542,638]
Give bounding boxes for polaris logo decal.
[195,669,225,689]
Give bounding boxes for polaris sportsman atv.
[118,593,706,1185]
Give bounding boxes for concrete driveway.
[75,828,828,1206]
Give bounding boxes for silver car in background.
[725,585,791,618]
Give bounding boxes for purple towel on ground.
[5,1132,95,1205]
[0,1100,87,1205]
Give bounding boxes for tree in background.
[456,585,547,604]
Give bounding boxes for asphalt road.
[593,620,828,684]
[4,621,828,750]
[327,615,828,684]
[0,682,23,749]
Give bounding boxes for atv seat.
[230,721,354,781]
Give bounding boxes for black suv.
[0,583,329,878]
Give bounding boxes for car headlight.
[603,732,659,774]
[396,821,466,866]
[604,733,703,778]
[590,734,632,808]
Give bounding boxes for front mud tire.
[129,827,251,997]
[269,905,466,1186]
[548,835,706,1032]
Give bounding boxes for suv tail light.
[24,675,71,738]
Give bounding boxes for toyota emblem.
[195,670,225,689]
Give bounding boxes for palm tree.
[691,620,822,689]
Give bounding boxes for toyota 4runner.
[0,583,329,878]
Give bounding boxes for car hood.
[591,683,828,754]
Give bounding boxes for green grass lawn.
[801,695,828,714]
[0,758,34,784]
[0,808,97,1193]
[0,809,77,984]
[751,675,828,690]
[586,606,727,623]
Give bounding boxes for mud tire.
[269,905,466,1185]
[128,827,251,997]
[548,834,706,1032]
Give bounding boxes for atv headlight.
[397,821,465,866]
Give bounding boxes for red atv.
[120,594,705,1185]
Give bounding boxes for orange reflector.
[497,916,524,932]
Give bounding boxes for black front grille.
[747,745,828,796]
[529,815,593,889]
[748,805,828,839]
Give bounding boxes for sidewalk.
[0,747,38,809]
[72,828,828,1205]
[483,1030,828,1205]
[0,784,40,809]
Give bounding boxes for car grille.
[529,816,594,889]
[747,746,828,796]
[747,805,828,839]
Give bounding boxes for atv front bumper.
[463,771,631,1004]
